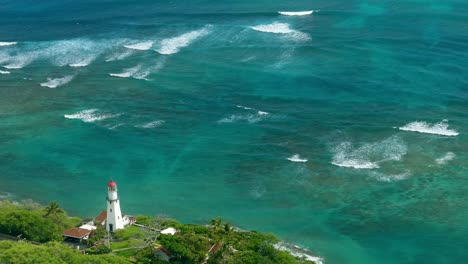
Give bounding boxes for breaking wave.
[218,109,270,124]
[40,75,74,88]
[251,22,295,34]
[369,171,411,182]
[105,49,134,62]
[399,121,458,136]
[64,109,121,123]
[0,42,17,47]
[278,10,314,16]
[124,41,154,50]
[0,191,12,199]
[274,242,323,264]
[0,70,10,74]
[250,22,310,41]
[45,38,124,67]
[331,136,407,169]
[287,154,308,163]
[155,27,211,55]
[110,60,165,80]
[135,120,165,129]
[236,105,255,110]
[436,152,455,165]
[110,65,142,78]
[2,52,38,69]
[69,57,95,67]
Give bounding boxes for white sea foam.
[64,109,120,123]
[69,57,95,67]
[136,120,165,129]
[40,75,73,88]
[105,49,134,62]
[218,112,270,124]
[218,114,258,124]
[46,38,124,67]
[2,52,38,69]
[399,121,458,136]
[278,10,314,16]
[155,27,211,55]
[110,60,165,80]
[287,154,308,163]
[133,60,166,80]
[251,22,295,34]
[110,65,142,78]
[370,171,411,182]
[107,123,125,130]
[236,105,255,110]
[331,136,407,169]
[250,22,310,41]
[436,152,455,165]
[0,42,17,47]
[0,70,10,74]
[124,41,154,50]
[274,243,323,264]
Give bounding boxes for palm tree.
[224,223,231,235]
[210,217,222,231]
[43,201,64,217]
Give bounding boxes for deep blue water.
[1,1,468,263]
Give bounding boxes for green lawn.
[110,239,142,250]
[113,226,145,240]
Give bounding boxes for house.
[63,180,136,246]
[155,246,173,262]
[160,227,177,235]
[62,227,92,242]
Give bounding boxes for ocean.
[0,0,467,263]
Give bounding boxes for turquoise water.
[1,1,468,263]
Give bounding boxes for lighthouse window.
[110,209,112,212]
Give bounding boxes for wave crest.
[110,65,142,78]
[136,120,165,129]
[155,27,211,55]
[0,42,17,47]
[399,121,458,136]
[370,171,411,182]
[40,75,74,88]
[287,154,308,163]
[274,242,323,264]
[436,152,455,165]
[124,41,154,51]
[278,10,314,16]
[64,109,120,123]
[250,22,310,41]
[331,136,407,169]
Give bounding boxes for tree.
[224,223,232,235]
[43,202,64,217]
[209,217,222,231]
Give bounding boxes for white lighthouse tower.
[106,180,125,232]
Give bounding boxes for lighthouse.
[106,180,125,232]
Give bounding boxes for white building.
[95,180,135,232]
[160,227,178,235]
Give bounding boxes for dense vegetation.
[132,217,315,264]
[0,241,129,264]
[0,200,317,264]
[0,200,80,243]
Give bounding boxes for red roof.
[108,180,117,187]
[95,210,107,223]
[210,241,223,254]
[63,228,91,239]
[156,246,172,257]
